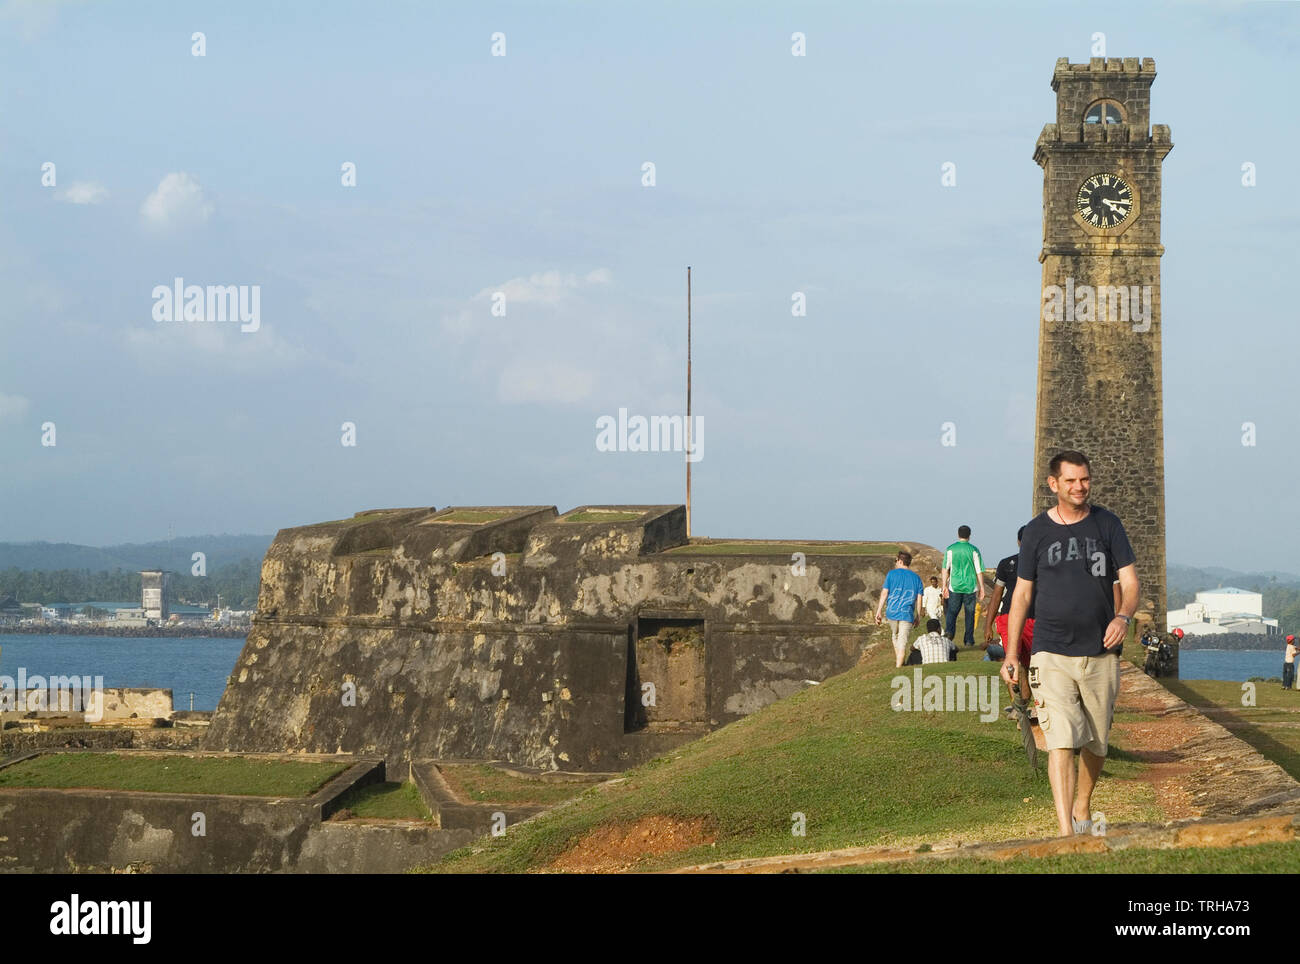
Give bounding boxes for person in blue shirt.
[874,550,925,667]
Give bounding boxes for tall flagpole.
[686,266,692,540]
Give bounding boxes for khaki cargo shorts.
[1027,650,1121,756]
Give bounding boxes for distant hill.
[0,535,274,573]
[1168,564,1300,595]
[1166,565,1300,637]
[1178,632,1288,652]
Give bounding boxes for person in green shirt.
[942,525,986,646]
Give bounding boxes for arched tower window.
[1084,99,1126,124]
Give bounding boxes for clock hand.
[1101,197,1130,212]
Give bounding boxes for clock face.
[1076,173,1134,228]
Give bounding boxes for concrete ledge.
[294,822,475,873]
[411,760,554,834]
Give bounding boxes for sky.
[1,0,1297,572]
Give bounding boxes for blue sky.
[1,0,1297,571]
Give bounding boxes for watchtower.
[1032,57,1173,621]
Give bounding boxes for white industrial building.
[1166,587,1280,636]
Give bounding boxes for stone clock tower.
[1032,57,1172,623]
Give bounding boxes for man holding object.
[1000,451,1139,837]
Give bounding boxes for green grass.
[439,764,605,806]
[1164,678,1300,712]
[828,840,1300,873]
[0,753,348,797]
[662,542,902,557]
[332,781,432,820]
[430,510,512,524]
[561,510,645,523]
[1160,678,1300,780]
[426,639,1163,873]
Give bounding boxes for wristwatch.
[1116,614,1131,624]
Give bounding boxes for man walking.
[1001,451,1139,837]
[984,525,1035,665]
[875,550,924,668]
[942,525,985,646]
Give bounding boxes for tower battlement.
[1032,57,1171,622]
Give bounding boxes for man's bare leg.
[1047,748,1077,836]
[1073,747,1105,823]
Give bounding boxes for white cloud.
[1,0,59,41]
[125,323,311,375]
[497,360,596,404]
[441,268,612,339]
[140,172,214,230]
[54,181,108,205]
[0,392,30,421]
[494,268,612,305]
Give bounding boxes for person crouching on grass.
[875,550,924,668]
[1000,451,1139,838]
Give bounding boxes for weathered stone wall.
[0,726,203,761]
[0,751,474,873]
[89,688,175,721]
[206,505,936,772]
[1033,57,1171,619]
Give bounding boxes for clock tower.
[1032,57,1172,624]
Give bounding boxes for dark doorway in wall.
[629,615,707,729]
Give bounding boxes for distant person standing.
[984,525,1035,665]
[1284,635,1296,691]
[875,550,924,668]
[1001,450,1138,838]
[922,576,944,625]
[942,525,985,646]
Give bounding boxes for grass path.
[429,635,1169,873]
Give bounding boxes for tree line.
[0,560,261,609]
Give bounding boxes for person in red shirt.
[986,525,1036,665]
[985,526,1041,757]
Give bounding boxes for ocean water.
[0,634,245,711]
[1179,648,1291,682]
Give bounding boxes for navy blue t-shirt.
[1017,505,1136,657]
[995,553,1035,618]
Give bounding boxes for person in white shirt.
[913,619,956,664]
[922,576,944,624]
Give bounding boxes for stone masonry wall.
[1032,57,1172,618]
[205,505,936,772]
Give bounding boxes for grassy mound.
[429,639,1163,873]
[0,753,347,797]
